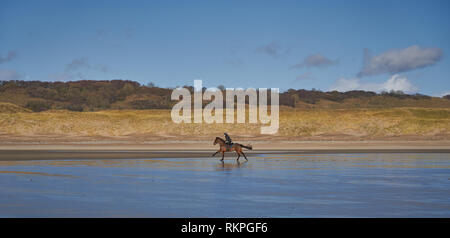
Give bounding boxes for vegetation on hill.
[0,80,449,112]
[0,80,448,140]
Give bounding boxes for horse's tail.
[240,144,253,150]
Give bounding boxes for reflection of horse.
[216,160,247,171]
[212,137,252,161]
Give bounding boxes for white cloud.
[435,91,450,97]
[0,50,17,64]
[65,57,108,73]
[292,53,338,69]
[48,57,109,81]
[358,45,443,77]
[295,71,315,81]
[255,41,289,58]
[256,42,281,57]
[330,74,418,93]
[0,69,22,80]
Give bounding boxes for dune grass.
[0,107,449,140]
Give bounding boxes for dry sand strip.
[0,141,449,161]
[0,140,450,151]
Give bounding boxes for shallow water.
[0,153,449,217]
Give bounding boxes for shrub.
[26,100,52,112]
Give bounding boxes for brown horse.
[212,137,252,161]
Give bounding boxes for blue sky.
[1,0,449,96]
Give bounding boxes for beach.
[1,139,449,217]
[1,151,449,217]
[0,140,449,160]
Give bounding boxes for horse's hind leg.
[241,151,248,161]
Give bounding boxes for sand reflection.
[215,160,248,171]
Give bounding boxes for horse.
[212,137,252,161]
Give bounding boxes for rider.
[224,133,233,147]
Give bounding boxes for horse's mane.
[215,137,225,142]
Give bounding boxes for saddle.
[225,142,234,150]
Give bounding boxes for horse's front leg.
[236,151,240,161]
[220,152,224,161]
[212,150,219,157]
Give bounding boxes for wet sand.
[0,141,449,161]
[1,153,449,217]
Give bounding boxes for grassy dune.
[0,102,31,113]
[278,108,450,139]
[0,104,449,141]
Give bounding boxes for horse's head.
[213,137,219,145]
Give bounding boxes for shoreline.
[0,140,449,161]
[1,140,450,150]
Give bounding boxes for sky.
[1,0,449,96]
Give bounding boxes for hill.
[0,102,31,113]
[0,80,449,112]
